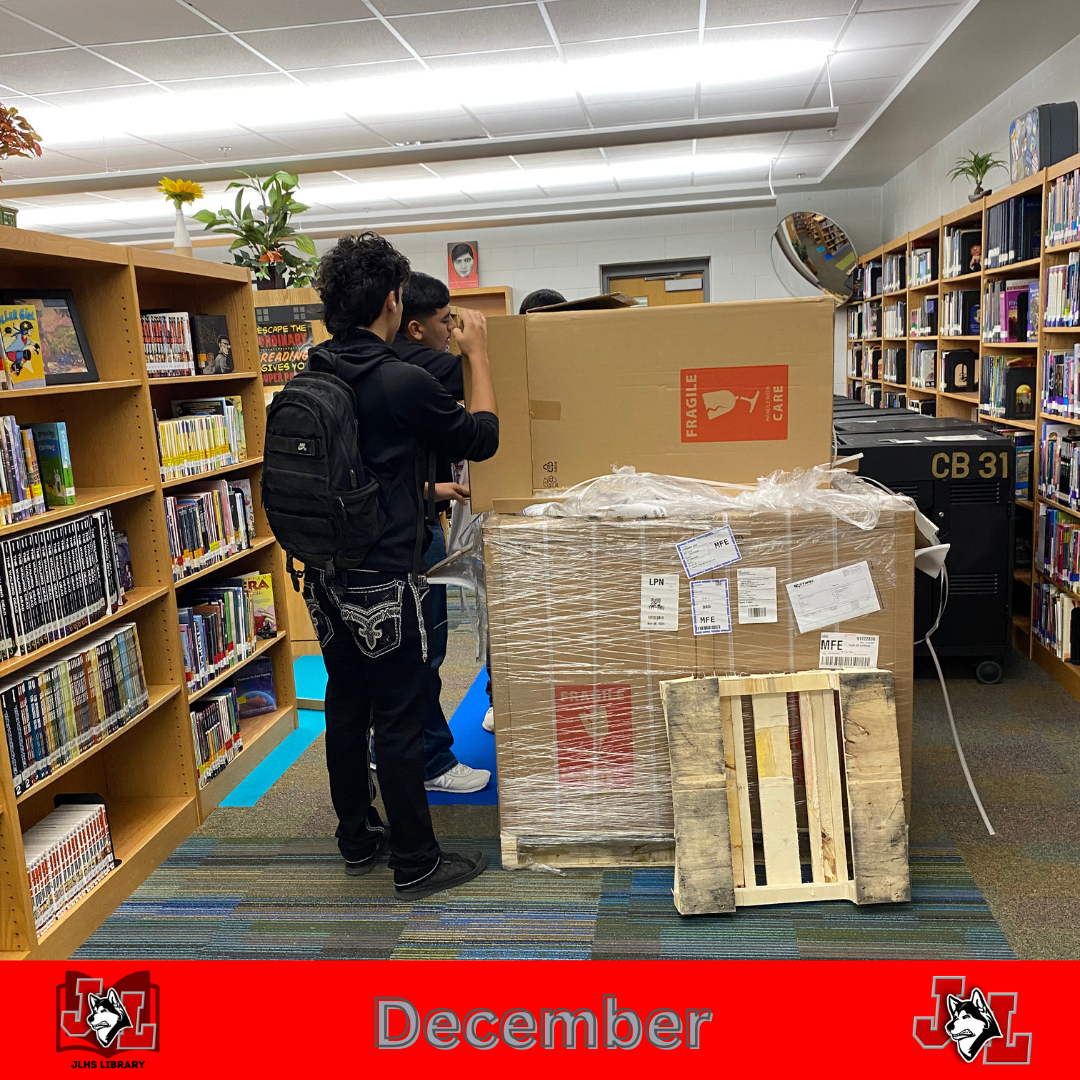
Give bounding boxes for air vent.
[886,481,920,500]
[949,573,1000,595]
[949,479,1005,504]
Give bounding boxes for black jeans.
[304,568,441,883]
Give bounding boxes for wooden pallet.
[660,669,909,915]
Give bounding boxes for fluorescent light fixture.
[17,151,774,229]
[25,40,829,147]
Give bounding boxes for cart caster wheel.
[975,660,1003,685]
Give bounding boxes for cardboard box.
[485,504,915,861]
[468,296,835,511]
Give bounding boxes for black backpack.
[262,366,385,584]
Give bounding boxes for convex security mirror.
[773,211,858,303]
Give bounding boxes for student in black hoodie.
[305,233,499,900]
[386,271,491,793]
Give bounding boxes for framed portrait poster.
[0,288,99,385]
[447,240,479,289]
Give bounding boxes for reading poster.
[255,302,327,405]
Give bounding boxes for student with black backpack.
[262,233,498,900]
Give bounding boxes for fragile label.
[676,525,741,578]
[819,633,880,669]
[640,574,679,631]
[737,567,777,623]
[681,365,789,443]
[785,560,881,634]
[689,578,732,635]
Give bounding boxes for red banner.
[4,960,1074,1077]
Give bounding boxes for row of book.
[178,570,276,693]
[883,346,906,384]
[1044,252,1080,327]
[1043,346,1080,418]
[942,225,982,279]
[910,345,937,388]
[154,396,247,483]
[1002,429,1034,502]
[1045,166,1080,250]
[1037,503,1080,589]
[882,253,905,293]
[23,801,114,935]
[165,477,256,582]
[846,306,864,341]
[1040,425,1080,507]
[982,279,1039,343]
[909,295,937,337]
[909,245,937,285]
[985,192,1041,269]
[853,262,882,300]
[0,508,129,662]
[883,301,905,338]
[883,390,907,409]
[1034,581,1079,662]
[940,289,980,337]
[142,312,234,378]
[980,355,1035,419]
[2,623,148,797]
[0,419,75,525]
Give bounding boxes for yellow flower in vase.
[157,177,205,208]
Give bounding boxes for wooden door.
[607,272,705,307]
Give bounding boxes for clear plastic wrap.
[484,466,916,864]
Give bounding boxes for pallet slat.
[751,692,802,886]
[799,688,845,884]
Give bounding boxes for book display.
[0,234,295,960]
[845,150,1080,708]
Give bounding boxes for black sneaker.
[343,831,389,877]
[394,849,488,901]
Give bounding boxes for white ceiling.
[0,0,996,239]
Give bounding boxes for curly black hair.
[315,231,411,336]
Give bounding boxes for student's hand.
[427,482,470,504]
[452,308,488,359]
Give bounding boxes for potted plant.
[948,150,1008,202]
[0,102,42,226]
[194,172,319,289]
[158,177,204,257]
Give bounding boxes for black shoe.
[343,831,389,877]
[394,849,488,901]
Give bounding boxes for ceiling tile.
[241,22,412,68]
[391,6,552,56]
[336,163,441,183]
[424,46,558,71]
[703,17,845,45]
[827,43,925,81]
[95,36,276,81]
[0,0,212,46]
[824,75,900,105]
[257,125,389,153]
[840,6,957,50]
[0,10,69,53]
[705,0,853,27]
[291,59,421,85]
[547,0,700,44]
[514,147,605,168]
[3,49,148,94]
[603,140,695,161]
[154,132,295,160]
[858,0,962,9]
[429,156,522,176]
[471,105,592,136]
[377,0,531,17]
[159,72,299,93]
[184,0,376,32]
[30,83,172,108]
[698,84,816,114]
[584,97,696,127]
[561,30,698,60]
[364,115,487,142]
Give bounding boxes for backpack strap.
[411,451,439,578]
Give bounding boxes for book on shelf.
[29,421,75,510]
[164,478,255,582]
[883,346,906,384]
[222,570,277,640]
[862,299,881,338]
[0,417,46,525]
[883,390,907,410]
[1009,102,1079,184]
[909,295,937,337]
[0,301,47,390]
[141,312,195,378]
[865,345,881,380]
[235,656,276,719]
[172,395,247,460]
[908,397,936,416]
[862,262,882,298]
[847,305,864,340]
[985,193,1041,269]
[942,348,978,393]
[982,279,1038,342]
[22,800,114,935]
[155,398,246,483]
[941,289,980,337]
[882,253,905,293]
[980,354,1035,419]
[1,623,148,797]
[190,687,243,789]
[910,344,937,388]
[862,384,882,408]
[1038,502,1080,590]
[908,245,937,286]
[1034,581,1079,661]
[1044,344,1080,417]
[1045,252,1079,327]
[1046,165,1080,248]
[942,226,982,278]
[847,343,863,378]
[0,508,127,662]
[1039,423,1080,505]
[190,314,234,375]
[113,529,134,591]
[883,300,906,338]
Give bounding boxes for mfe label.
[681,365,788,442]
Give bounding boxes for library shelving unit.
[843,151,1080,706]
[0,232,296,960]
[451,285,513,316]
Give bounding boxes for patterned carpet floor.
[75,621,1080,960]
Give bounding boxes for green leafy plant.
[193,172,319,288]
[947,150,1007,195]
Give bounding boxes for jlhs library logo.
[56,971,160,1059]
[913,976,1031,1064]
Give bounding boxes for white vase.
[172,205,193,257]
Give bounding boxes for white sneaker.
[425,761,491,793]
[482,707,495,733]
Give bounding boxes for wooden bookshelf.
[0,231,296,959]
[843,151,1080,706]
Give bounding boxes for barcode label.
[819,632,879,669]
[736,568,777,624]
[747,607,769,619]
[820,654,872,668]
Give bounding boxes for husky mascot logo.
[944,989,1002,1062]
[56,971,160,1057]
[85,988,133,1048]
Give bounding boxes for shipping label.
[736,567,778,623]
[676,525,741,577]
[640,574,680,631]
[681,364,788,442]
[785,560,881,634]
[819,632,880,669]
[689,578,732,635]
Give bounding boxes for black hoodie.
[307,327,498,574]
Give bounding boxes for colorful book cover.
[29,422,76,508]
[113,530,134,591]
[19,427,47,515]
[234,657,276,719]
[225,571,276,639]
[0,303,46,389]
[190,314,233,375]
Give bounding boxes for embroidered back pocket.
[336,579,405,659]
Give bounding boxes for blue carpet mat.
[426,669,497,805]
[219,709,325,807]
